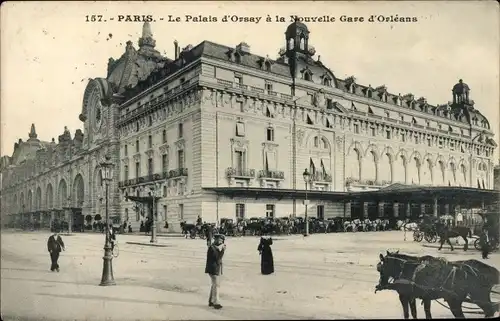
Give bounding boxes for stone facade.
[494,164,500,191]
[1,22,497,232]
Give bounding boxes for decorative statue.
[313,89,326,108]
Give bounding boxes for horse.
[180,221,196,238]
[343,220,356,232]
[375,251,500,319]
[435,221,472,251]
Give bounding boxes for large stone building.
[1,22,497,232]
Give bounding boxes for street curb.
[126,241,172,247]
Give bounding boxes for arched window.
[314,136,319,148]
[323,78,331,86]
[321,137,328,149]
[304,72,312,81]
[234,53,241,63]
[288,38,294,50]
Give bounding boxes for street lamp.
[149,185,159,243]
[99,155,116,286]
[303,168,313,237]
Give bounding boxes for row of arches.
[346,145,490,188]
[12,174,85,213]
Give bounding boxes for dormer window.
[381,92,387,102]
[323,78,331,86]
[396,95,402,106]
[304,71,312,81]
[349,83,355,94]
[234,52,241,64]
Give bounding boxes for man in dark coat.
[47,231,65,272]
[205,234,226,309]
[258,235,274,275]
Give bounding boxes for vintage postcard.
[1,1,499,320]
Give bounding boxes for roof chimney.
[174,40,179,60]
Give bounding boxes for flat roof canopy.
[126,196,161,204]
[204,185,500,207]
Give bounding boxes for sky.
[1,1,499,161]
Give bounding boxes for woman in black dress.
[258,235,274,275]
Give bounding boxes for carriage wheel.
[413,231,423,242]
[424,233,437,243]
[474,238,481,251]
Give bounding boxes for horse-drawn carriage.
[472,211,500,251]
[376,250,500,319]
[412,222,439,243]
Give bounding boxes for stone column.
[363,202,368,220]
[66,209,72,233]
[433,197,438,218]
[406,203,411,218]
[420,203,426,217]
[393,202,399,218]
[50,211,55,230]
[344,201,351,219]
[378,202,385,218]
[445,204,450,216]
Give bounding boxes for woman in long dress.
[258,236,274,275]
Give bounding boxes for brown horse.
[436,221,472,251]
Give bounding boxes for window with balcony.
[148,158,153,175]
[148,135,153,149]
[135,161,140,178]
[353,124,360,134]
[265,83,273,92]
[162,130,167,143]
[124,145,128,156]
[266,204,275,218]
[264,151,277,171]
[136,140,140,153]
[236,203,246,220]
[178,123,183,138]
[236,122,245,137]
[177,150,185,168]
[266,127,274,141]
[234,150,245,172]
[162,154,168,172]
[124,165,129,180]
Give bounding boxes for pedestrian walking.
[258,235,274,275]
[205,234,226,309]
[47,230,65,272]
[480,227,490,259]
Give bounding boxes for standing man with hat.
[205,233,226,309]
[47,230,65,272]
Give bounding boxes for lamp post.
[99,155,116,286]
[149,185,158,243]
[303,168,313,237]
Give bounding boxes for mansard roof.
[114,23,491,130]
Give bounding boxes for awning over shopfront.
[204,185,500,207]
[204,187,353,201]
[352,184,500,207]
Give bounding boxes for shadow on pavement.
[1,267,53,273]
